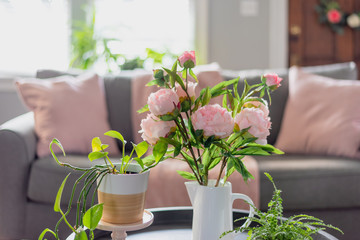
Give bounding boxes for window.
[94,0,194,70]
[0,0,69,74]
[0,0,194,74]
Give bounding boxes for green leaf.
[210,78,239,96]
[104,130,125,145]
[88,151,107,161]
[153,140,168,163]
[208,156,222,170]
[137,104,149,113]
[189,68,198,82]
[160,137,181,149]
[83,203,104,230]
[74,230,88,240]
[142,154,156,166]
[54,173,71,213]
[50,138,66,157]
[233,147,271,156]
[134,157,145,169]
[180,99,191,112]
[134,141,149,158]
[159,113,178,121]
[153,69,164,79]
[247,143,284,154]
[204,135,215,148]
[91,137,102,152]
[146,79,166,87]
[213,141,230,151]
[201,87,211,106]
[38,228,56,240]
[177,170,197,180]
[49,138,66,166]
[231,157,253,181]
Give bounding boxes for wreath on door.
[316,0,360,34]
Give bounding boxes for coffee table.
[93,207,338,240]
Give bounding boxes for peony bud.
[178,51,196,68]
[263,73,282,90]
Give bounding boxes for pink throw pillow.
[16,73,119,157]
[275,66,360,159]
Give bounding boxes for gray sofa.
[0,62,359,240]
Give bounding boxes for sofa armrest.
[0,112,36,238]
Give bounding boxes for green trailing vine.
[38,130,153,240]
[316,0,360,34]
[222,173,343,240]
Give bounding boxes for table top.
[93,207,338,240]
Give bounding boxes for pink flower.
[263,73,282,89]
[192,104,234,138]
[140,113,176,145]
[243,100,269,117]
[147,88,179,116]
[178,51,196,68]
[327,9,342,24]
[175,82,197,101]
[234,108,271,145]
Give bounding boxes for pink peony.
[243,100,269,117]
[327,9,342,24]
[140,113,176,145]
[234,108,271,145]
[263,73,282,89]
[192,104,234,138]
[178,51,196,68]
[147,88,179,116]
[175,82,197,101]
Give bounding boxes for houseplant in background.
[221,173,343,240]
[39,130,152,240]
[138,51,284,239]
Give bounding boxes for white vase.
[185,180,254,240]
[97,163,150,224]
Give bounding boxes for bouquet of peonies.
[139,51,283,186]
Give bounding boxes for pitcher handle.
[232,193,255,229]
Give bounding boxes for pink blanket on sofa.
[131,68,260,210]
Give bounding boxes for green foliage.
[222,173,343,240]
[69,6,177,72]
[83,204,104,230]
[88,130,152,174]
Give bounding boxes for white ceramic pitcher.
[185,180,254,240]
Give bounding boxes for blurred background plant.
[69,5,177,73]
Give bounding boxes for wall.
[202,0,287,70]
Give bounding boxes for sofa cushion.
[275,67,360,159]
[16,73,119,157]
[36,69,146,148]
[255,154,360,210]
[222,61,358,145]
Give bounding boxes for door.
[289,0,360,77]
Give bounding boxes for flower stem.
[215,156,227,187]
[174,118,203,185]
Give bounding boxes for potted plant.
[39,130,154,240]
[138,50,284,239]
[221,173,343,240]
